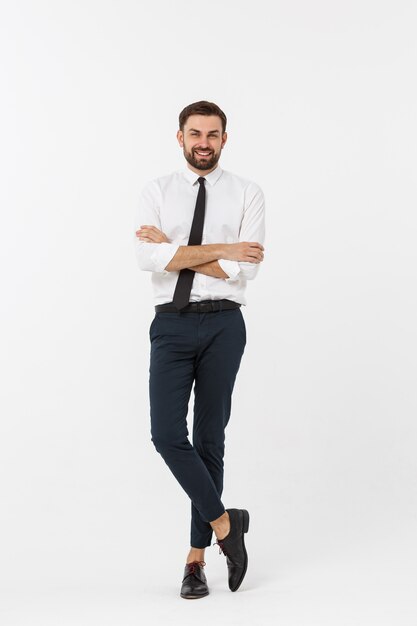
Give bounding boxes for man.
[133,100,265,599]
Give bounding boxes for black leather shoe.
[214,508,250,591]
[180,560,209,599]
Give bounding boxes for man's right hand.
[221,242,264,263]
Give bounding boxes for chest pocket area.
[167,225,189,244]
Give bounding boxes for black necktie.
[172,176,206,310]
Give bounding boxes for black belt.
[155,299,241,313]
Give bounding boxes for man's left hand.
[136,225,169,243]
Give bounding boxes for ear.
[176,129,183,147]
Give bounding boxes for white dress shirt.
[133,163,266,306]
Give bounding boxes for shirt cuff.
[150,242,180,273]
[218,259,241,281]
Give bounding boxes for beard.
[183,146,221,170]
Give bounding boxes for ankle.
[210,511,230,540]
[186,547,206,564]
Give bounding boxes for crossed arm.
[136,225,264,279]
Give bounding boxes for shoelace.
[185,560,206,575]
[214,540,229,557]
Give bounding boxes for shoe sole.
[230,509,250,592]
[180,591,209,599]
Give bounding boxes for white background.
[1,1,416,624]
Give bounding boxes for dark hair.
[179,100,227,134]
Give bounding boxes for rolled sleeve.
[218,182,266,282]
[134,236,180,274]
[236,261,261,281]
[217,259,241,282]
[133,180,180,273]
[150,241,180,273]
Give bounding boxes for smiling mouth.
[195,150,212,157]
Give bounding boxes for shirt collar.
[181,163,223,187]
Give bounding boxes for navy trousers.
[149,307,246,548]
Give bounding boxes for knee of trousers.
[150,432,188,457]
[193,438,225,463]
